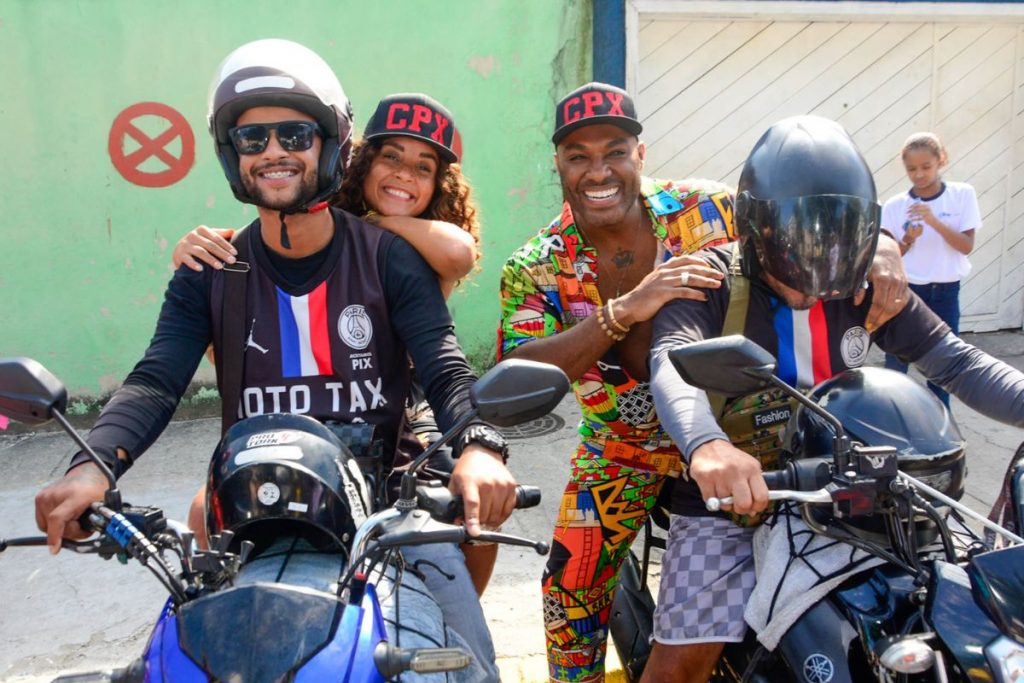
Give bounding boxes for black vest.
[210,209,411,460]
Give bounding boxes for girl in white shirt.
[882,132,982,407]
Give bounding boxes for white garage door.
[627,1,1024,331]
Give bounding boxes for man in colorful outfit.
[497,86,910,682]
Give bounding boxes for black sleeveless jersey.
[210,209,410,459]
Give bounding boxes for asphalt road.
[1,331,1023,682]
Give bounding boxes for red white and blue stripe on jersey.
[276,282,334,378]
[773,301,832,389]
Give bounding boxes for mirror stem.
[767,375,852,471]
[50,410,122,509]
[398,410,480,503]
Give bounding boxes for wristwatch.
[457,424,510,463]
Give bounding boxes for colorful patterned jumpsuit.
[497,178,735,682]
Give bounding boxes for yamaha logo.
[840,326,869,367]
[803,653,835,683]
[338,305,373,350]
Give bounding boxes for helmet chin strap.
[276,201,331,250]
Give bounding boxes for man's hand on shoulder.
[859,233,909,331]
[34,461,109,554]
[688,439,768,516]
[450,446,517,537]
[613,254,724,328]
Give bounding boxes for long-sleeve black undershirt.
[77,212,476,475]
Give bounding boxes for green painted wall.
[0,0,591,400]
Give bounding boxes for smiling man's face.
[236,106,321,211]
[554,123,645,231]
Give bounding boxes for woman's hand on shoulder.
[172,226,237,272]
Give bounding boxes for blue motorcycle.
[0,357,569,682]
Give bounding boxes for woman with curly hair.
[172,94,498,594]
[176,93,479,294]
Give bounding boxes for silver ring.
[680,271,690,287]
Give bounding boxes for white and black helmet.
[207,38,354,210]
[206,413,371,553]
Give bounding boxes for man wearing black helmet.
[34,39,509,680]
[644,115,1024,682]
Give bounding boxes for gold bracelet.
[595,304,626,341]
[605,300,630,335]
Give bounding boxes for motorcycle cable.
[910,494,958,563]
[338,544,389,604]
[88,503,188,604]
[884,498,925,579]
[801,504,916,575]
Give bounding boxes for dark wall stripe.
[594,0,626,86]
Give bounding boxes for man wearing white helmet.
[34,39,509,680]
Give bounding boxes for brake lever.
[374,512,549,555]
[470,530,549,555]
[0,535,107,554]
[706,489,832,512]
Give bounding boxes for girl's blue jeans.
[884,281,960,407]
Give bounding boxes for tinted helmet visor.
[738,192,880,300]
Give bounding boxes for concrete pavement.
[1,330,1023,681]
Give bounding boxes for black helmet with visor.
[735,116,880,301]
[205,413,371,553]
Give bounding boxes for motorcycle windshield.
[968,545,1024,643]
[176,583,344,682]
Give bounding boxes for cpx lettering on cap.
[363,93,462,163]
[552,82,643,145]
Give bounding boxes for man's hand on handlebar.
[34,461,108,555]
[449,445,516,538]
[689,439,769,516]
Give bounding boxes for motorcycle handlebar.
[515,485,542,510]
[417,485,542,524]
[761,469,793,492]
[705,458,834,512]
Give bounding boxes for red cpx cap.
[364,93,462,163]
[552,82,642,145]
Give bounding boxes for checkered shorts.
[653,514,757,644]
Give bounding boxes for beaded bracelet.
[595,304,626,341]
[605,300,630,335]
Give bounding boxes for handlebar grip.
[77,508,101,534]
[515,486,542,509]
[762,469,793,491]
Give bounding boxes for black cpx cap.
[552,82,642,145]
[364,93,462,163]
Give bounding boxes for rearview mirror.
[471,359,570,427]
[0,357,68,426]
[667,336,777,396]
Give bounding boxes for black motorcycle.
[610,336,1024,683]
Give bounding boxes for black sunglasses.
[228,120,323,155]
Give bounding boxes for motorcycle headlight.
[985,635,1024,683]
